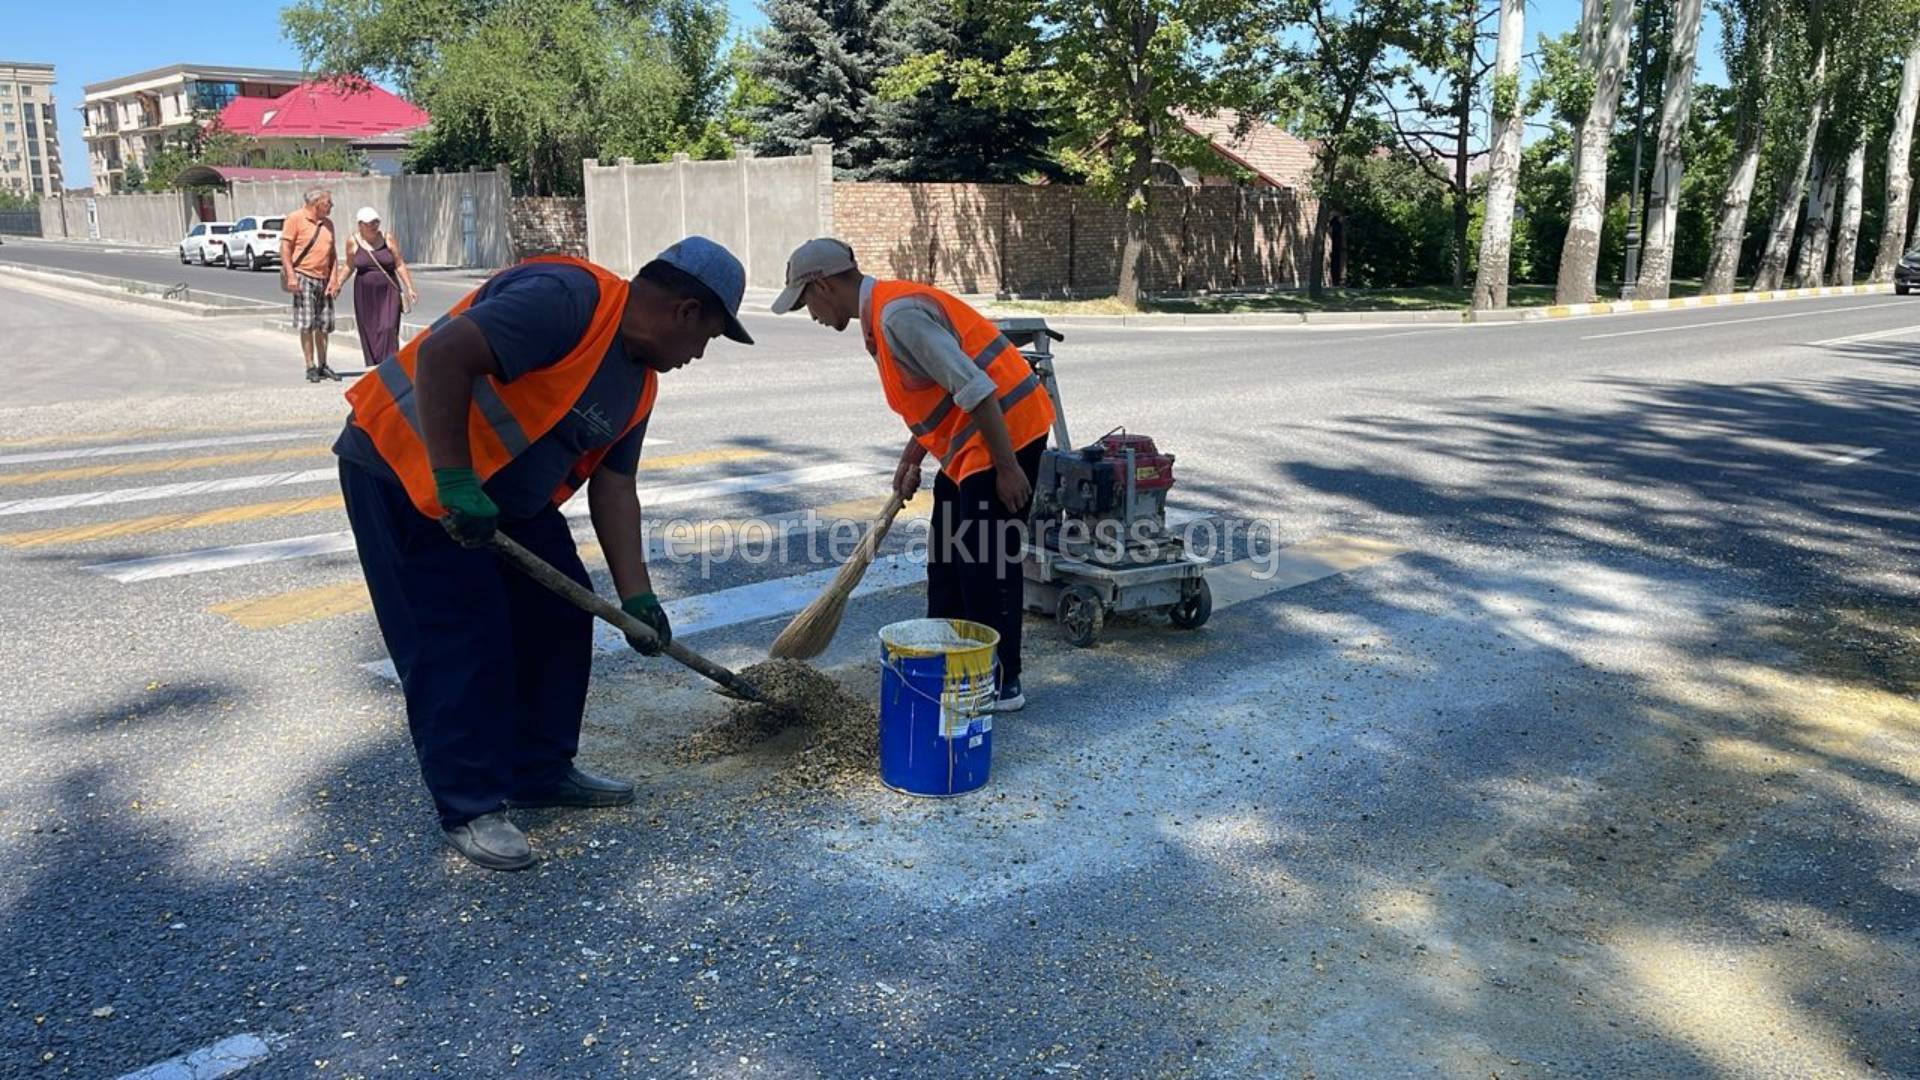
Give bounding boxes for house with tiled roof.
[217,79,429,177]
[1167,109,1320,192]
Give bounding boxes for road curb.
[990,281,1901,328]
[1470,281,1899,322]
[0,262,281,319]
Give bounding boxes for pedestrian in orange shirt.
[279,187,341,383]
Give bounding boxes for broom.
[769,491,908,659]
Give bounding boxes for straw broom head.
[768,492,907,660]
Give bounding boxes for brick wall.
[508,196,588,259]
[832,181,1318,296]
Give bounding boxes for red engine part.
[1092,431,1176,493]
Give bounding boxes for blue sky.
[8,1,1720,189]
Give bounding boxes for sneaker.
[304,367,321,383]
[507,766,636,809]
[319,364,343,382]
[992,679,1026,713]
[443,810,535,871]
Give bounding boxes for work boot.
[443,810,535,871]
[508,766,636,810]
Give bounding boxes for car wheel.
[241,247,256,271]
[1899,282,1911,296]
[221,248,233,269]
[179,247,189,264]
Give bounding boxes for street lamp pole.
[1622,0,1654,297]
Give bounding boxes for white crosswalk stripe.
[0,430,326,467]
[85,461,891,582]
[364,551,932,680]
[0,469,338,517]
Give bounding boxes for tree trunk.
[1116,141,1153,308]
[1754,48,1828,291]
[1794,155,1836,289]
[1556,0,1638,304]
[1308,157,1337,298]
[1703,31,1773,295]
[1871,38,1920,282]
[1115,12,1157,310]
[1472,0,1526,311]
[1451,1,1474,290]
[1634,0,1704,300]
[1829,140,1866,285]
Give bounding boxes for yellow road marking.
[0,495,345,548]
[207,489,898,631]
[810,490,935,521]
[0,420,325,450]
[0,448,775,548]
[208,580,372,629]
[1208,533,1409,610]
[0,445,332,487]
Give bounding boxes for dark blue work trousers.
[339,459,593,829]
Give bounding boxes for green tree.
[1276,0,1437,298]
[120,164,146,193]
[747,0,887,175]
[868,0,1059,182]
[284,0,729,193]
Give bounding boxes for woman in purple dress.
[335,206,419,368]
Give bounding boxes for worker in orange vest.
[771,238,1055,712]
[333,238,754,871]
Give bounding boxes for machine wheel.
[1169,577,1213,630]
[1057,585,1105,647]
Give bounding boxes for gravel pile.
[674,660,879,796]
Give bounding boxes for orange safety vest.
[344,255,657,518]
[867,280,1055,482]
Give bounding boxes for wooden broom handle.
[485,532,765,703]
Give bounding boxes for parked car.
[1896,249,1920,296]
[178,222,233,266]
[223,216,285,271]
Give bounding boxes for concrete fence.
[39,192,197,247]
[834,182,1320,297]
[583,145,833,286]
[226,168,512,267]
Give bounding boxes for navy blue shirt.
[335,264,649,520]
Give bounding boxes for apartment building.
[81,63,302,193]
[0,61,62,198]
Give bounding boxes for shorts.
[292,274,335,333]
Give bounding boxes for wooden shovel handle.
[485,533,766,703]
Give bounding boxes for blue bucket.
[877,618,1000,797]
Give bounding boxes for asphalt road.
[1,271,1916,1078]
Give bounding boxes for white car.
[223,215,285,271]
[178,221,233,266]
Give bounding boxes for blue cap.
[652,236,753,344]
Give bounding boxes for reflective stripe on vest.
[868,281,1055,482]
[343,254,654,518]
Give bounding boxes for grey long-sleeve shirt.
[859,276,998,411]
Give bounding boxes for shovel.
[486,533,770,705]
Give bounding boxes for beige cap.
[771,237,857,314]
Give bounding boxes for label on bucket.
[939,675,995,739]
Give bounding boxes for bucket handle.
[881,655,999,718]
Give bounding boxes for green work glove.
[621,592,672,656]
[433,467,499,548]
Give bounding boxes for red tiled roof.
[213,167,360,182]
[218,79,428,140]
[1177,109,1319,190]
